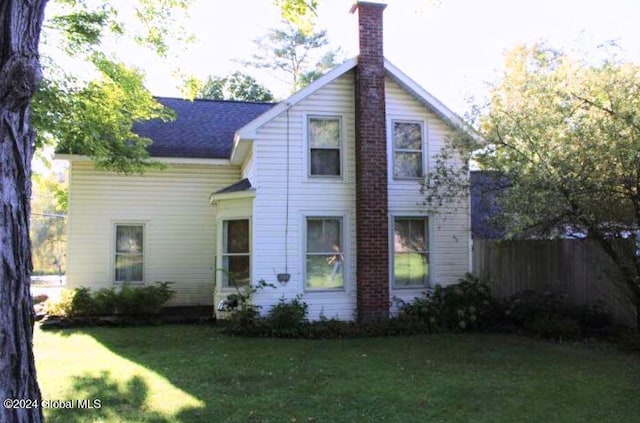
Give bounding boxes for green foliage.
[117,282,174,316]
[46,287,94,318]
[502,289,611,340]
[424,42,640,322]
[273,0,318,35]
[267,295,308,336]
[396,274,497,332]
[35,0,193,173]
[45,282,174,318]
[197,72,274,102]
[91,288,119,316]
[223,278,276,334]
[36,54,174,173]
[245,22,342,92]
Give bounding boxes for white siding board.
[252,72,357,320]
[67,161,241,306]
[247,71,469,320]
[386,77,470,309]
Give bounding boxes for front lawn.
[35,325,640,422]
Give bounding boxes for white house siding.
[385,77,470,309]
[66,160,241,306]
[250,72,469,320]
[251,72,357,320]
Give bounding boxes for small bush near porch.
[35,325,640,422]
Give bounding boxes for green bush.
[46,287,94,317]
[118,282,174,316]
[267,295,308,336]
[44,282,174,318]
[92,288,118,316]
[527,314,581,340]
[501,289,605,340]
[396,273,497,332]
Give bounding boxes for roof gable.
[235,57,469,144]
[235,58,358,141]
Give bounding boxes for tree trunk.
[1,1,47,422]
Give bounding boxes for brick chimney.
[351,1,389,322]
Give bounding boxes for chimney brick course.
[352,2,389,322]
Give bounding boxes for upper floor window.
[115,224,144,283]
[308,116,341,177]
[393,121,423,179]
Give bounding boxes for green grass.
[35,325,640,422]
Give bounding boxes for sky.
[120,0,640,117]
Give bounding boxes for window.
[222,219,250,288]
[115,224,144,283]
[393,121,423,179]
[308,116,341,177]
[306,217,344,289]
[393,218,429,287]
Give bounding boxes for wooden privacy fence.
[472,239,636,327]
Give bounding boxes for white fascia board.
[235,57,358,141]
[230,134,250,165]
[209,189,256,204]
[383,59,482,142]
[54,153,231,166]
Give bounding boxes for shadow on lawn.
[48,325,229,422]
[46,371,170,423]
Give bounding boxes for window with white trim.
[305,217,344,289]
[393,121,423,179]
[115,224,144,283]
[308,116,341,177]
[222,219,250,288]
[393,217,429,287]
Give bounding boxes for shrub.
[502,289,593,340]
[92,288,118,316]
[46,287,94,317]
[44,282,174,319]
[396,273,497,332]
[267,295,308,337]
[223,279,275,335]
[117,282,174,316]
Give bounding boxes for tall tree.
[198,72,274,102]
[1,2,48,421]
[245,22,342,92]
[425,42,640,328]
[1,1,192,420]
[273,0,318,34]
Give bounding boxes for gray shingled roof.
[133,97,275,159]
[214,178,252,194]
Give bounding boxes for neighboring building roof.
[133,98,275,159]
[214,178,252,194]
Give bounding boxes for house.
[59,2,471,321]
